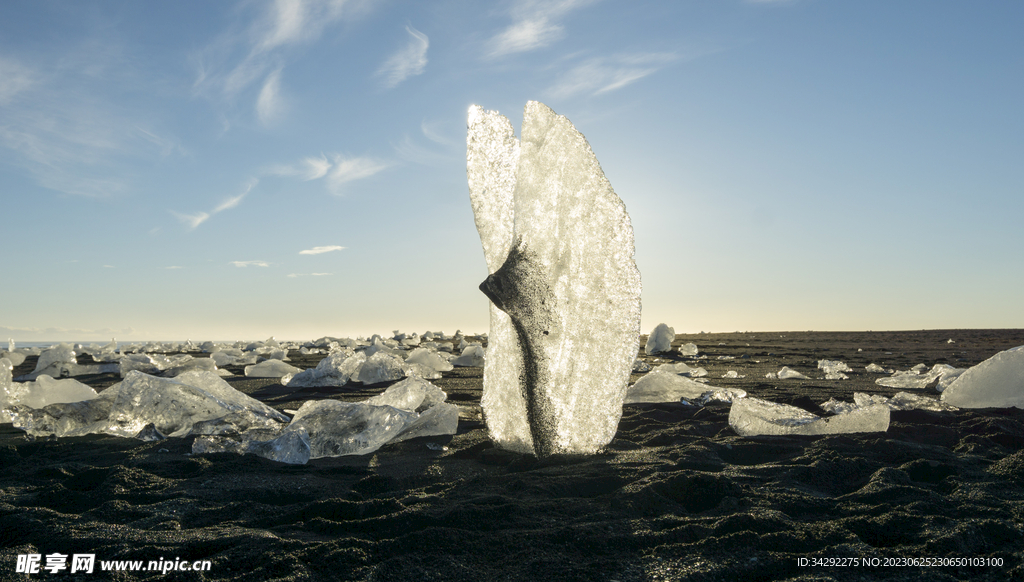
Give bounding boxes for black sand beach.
[2,329,1024,581]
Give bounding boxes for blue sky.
[1,0,1022,342]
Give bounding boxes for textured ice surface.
[357,352,405,384]
[942,346,1024,408]
[730,397,890,436]
[469,102,642,456]
[645,324,675,355]
[777,367,810,380]
[696,388,747,406]
[244,359,301,378]
[632,359,652,373]
[721,371,745,379]
[865,363,889,373]
[451,345,486,367]
[625,370,717,404]
[678,343,699,357]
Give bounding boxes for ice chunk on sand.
[729,397,889,436]
[3,375,98,410]
[469,102,642,456]
[244,359,301,378]
[391,402,460,443]
[193,427,312,465]
[102,370,288,438]
[818,359,851,380]
[721,371,745,379]
[0,349,25,367]
[875,363,961,389]
[777,367,810,380]
[405,347,454,373]
[696,388,747,405]
[365,375,448,412]
[941,345,1024,408]
[678,343,699,357]
[357,352,405,384]
[289,350,364,388]
[286,400,418,458]
[653,362,707,377]
[822,392,957,413]
[625,370,724,404]
[632,359,651,373]
[645,324,675,355]
[34,343,76,373]
[451,345,485,367]
[865,363,888,373]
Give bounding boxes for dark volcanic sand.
[3,330,1024,581]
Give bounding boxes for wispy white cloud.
[268,153,389,193]
[0,56,37,104]
[0,51,186,198]
[547,52,679,98]
[420,119,454,146]
[486,0,595,58]
[174,179,257,230]
[173,211,211,229]
[326,156,390,192]
[231,260,270,268]
[194,0,373,124]
[393,134,457,166]
[103,265,115,269]
[299,245,346,255]
[376,26,429,88]
[256,68,284,125]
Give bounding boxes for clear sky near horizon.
[1,0,1022,343]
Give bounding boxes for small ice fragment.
[947,339,956,344]
[941,345,1024,408]
[425,442,449,451]
[678,343,699,357]
[625,370,721,404]
[653,362,707,377]
[193,427,311,465]
[632,359,651,373]
[911,363,928,373]
[716,356,735,361]
[865,363,888,373]
[645,324,675,355]
[696,388,746,405]
[765,372,777,379]
[721,371,745,379]
[729,397,889,436]
[451,345,485,367]
[135,423,167,441]
[405,347,454,373]
[244,359,301,378]
[777,367,809,380]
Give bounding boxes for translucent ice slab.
[942,345,1024,408]
[729,397,889,436]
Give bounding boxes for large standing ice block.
[468,101,642,456]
